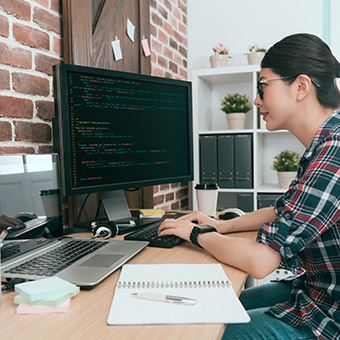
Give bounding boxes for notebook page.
[107,263,250,325]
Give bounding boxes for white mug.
[195,183,219,216]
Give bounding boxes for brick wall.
[0,0,62,154]
[150,0,189,211]
[0,0,189,210]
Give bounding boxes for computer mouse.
[15,212,38,223]
[218,208,245,220]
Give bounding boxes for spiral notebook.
[107,263,250,325]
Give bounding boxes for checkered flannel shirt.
[257,111,340,340]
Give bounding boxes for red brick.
[52,36,62,55]
[13,73,50,96]
[169,38,177,50]
[50,0,61,13]
[35,0,49,7]
[180,198,188,209]
[38,145,53,153]
[151,51,157,63]
[171,201,180,210]
[0,96,33,118]
[0,121,11,141]
[35,53,60,76]
[171,182,180,188]
[151,38,162,53]
[13,23,49,50]
[14,121,51,143]
[0,69,10,90]
[153,194,164,206]
[150,0,156,9]
[175,188,188,199]
[173,7,181,20]
[158,29,168,44]
[158,5,168,19]
[153,185,159,194]
[163,21,173,36]
[179,22,186,35]
[178,0,187,14]
[0,42,32,69]
[152,12,163,26]
[150,23,157,37]
[0,13,9,37]
[152,67,163,77]
[160,184,170,190]
[0,146,34,154]
[36,100,54,120]
[166,192,174,201]
[179,45,187,58]
[179,68,188,79]
[169,61,178,74]
[164,0,172,11]
[158,55,167,68]
[33,7,61,34]
[0,0,31,21]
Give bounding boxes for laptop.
[0,154,148,287]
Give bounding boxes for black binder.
[199,135,217,183]
[217,135,234,188]
[234,134,253,188]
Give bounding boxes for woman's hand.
[176,211,223,232]
[158,218,196,242]
[0,215,25,230]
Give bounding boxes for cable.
[2,278,25,291]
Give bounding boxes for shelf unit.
[191,65,305,211]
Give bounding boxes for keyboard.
[4,239,108,276]
[124,218,185,248]
[6,217,47,239]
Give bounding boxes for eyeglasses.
[257,75,320,100]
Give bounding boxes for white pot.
[246,52,265,65]
[209,54,229,68]
[226,113,246,130]
[277,171,297,189]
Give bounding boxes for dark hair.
[261,33,340,109]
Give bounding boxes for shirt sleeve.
[257,133,340,269]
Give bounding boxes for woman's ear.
[296,74,313,101]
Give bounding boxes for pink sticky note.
[16,299,71,314]
[142,38,151,57]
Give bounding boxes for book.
[139,209,165,217]
[107,263,250,325]
[14,287,80,307]
[16,299,71,314]
[14,277,78,302]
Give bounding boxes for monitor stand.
[100,190,137,224]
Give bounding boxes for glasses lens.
[257,81,263,100]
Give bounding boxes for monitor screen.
[53,64,193,200]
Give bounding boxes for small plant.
[248,45,267,53]
[212,43,231,57]
[220,93,252,114]
[272,150,301,172]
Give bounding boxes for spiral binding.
[117,280,231,289]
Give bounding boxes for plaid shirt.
[257,111,340,340]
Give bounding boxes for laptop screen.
[0,153,63,238]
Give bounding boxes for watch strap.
[190,225,217,248]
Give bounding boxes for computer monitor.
[53,63,193,222]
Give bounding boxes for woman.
[158,33,340,340]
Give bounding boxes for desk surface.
[0,231,256,340]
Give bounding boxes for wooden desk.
[0,231,256,340]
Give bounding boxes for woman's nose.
[254,94,262,107]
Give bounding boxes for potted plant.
[209,43,231,68]
[245,45,267,65]
[221,93,252,129]
[272,149,301,189]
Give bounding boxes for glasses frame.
[257,75,320,100]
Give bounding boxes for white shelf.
[191,65,303,211]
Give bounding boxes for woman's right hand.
[177,211,225,232]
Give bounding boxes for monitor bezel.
[53,63,194,197]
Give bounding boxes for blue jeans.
[222,281,317,340]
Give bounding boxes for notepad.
[139,209,165,216]
[16,299,71,314]
[14,277,78,302]
[107,263,250,325]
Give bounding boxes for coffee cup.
[195,183,219,216]
[39,189,61,218]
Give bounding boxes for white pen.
[131,292,196,305]
[0,229,8,243]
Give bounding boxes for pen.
[0,229,8,243]
[131,292,196,305]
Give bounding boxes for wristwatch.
[190,225,217,248]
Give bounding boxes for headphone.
[91,221,118,239]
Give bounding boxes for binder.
[199,135,217,183]
[217,135,234,188]
[234,134,253,188]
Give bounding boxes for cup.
[195,183,219,216]
[39,189,61,218]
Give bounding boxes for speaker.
[91,221,118,239]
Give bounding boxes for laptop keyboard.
[124,219,185,248]
[4,239,108,276]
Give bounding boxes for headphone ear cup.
[91,221,118,238]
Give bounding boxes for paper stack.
[139,209,165,219]
[14,277,80,314]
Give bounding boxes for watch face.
[199,225,216,233]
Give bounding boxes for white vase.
[246,52,265,65]
[209,54,229,68]
[226,113,246,130]
[277,171,297,189]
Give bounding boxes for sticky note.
[16,299,71,314]
[127,18,135,42]
[142,38,151,57]
[111,38,123,61]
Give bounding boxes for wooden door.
[61,0,153,225]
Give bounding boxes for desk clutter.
[14,277,79,314]
[107,263,250,325]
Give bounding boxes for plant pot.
[226,113,246,130]
[277,171,296,189]
[246,52,265,65]
[209,54,229,68]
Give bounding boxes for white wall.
[187,0,336,71]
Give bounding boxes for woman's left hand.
[158,218,196,242]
